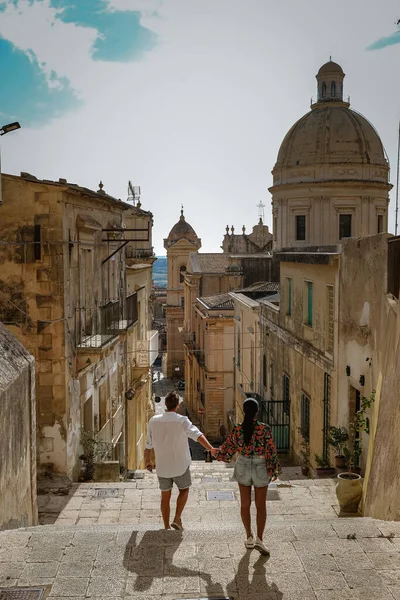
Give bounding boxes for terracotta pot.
[334,455,347,469]
[336,472,363,513]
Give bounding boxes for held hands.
[210,447,219,458]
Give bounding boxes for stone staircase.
[1,463,400,599]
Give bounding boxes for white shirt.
[145,411,202,478]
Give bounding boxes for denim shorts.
[157,467,192,492]
[233,455,272,488]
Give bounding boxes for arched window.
[179,265,186,283]
[331,81,336,98]
[321,82,327,98]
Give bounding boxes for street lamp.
[0,122,21,136]
[0,121,21,205]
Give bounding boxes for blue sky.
[1,0,400,254]
[49,0,157,62]
[0,37,80,126]
[368,28,400,51]
[0,0,157,126]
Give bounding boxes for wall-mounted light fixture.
[125,389,135,400]
[346,366,351,376]
[359,375,365,386]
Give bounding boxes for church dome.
[270,60,391,251]
[272,61,389,186]
[275,106,387,170]
[164,209,201,249]
[317,61,344,76]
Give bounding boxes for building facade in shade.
[0,173,157,480]
[270,61,391,251]
[164,209,201,378]
[184,293,235,439]
[0,322,37,530]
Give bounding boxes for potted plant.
[80,428,116,482]
[299,430,310,476]
[314,454,336,477]
[336,391,375,514]
[327,426,349,469]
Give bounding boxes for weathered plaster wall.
[336,235,388,473]
[337,236,400,518]
[0,322,37,530]
[362,297,400,519]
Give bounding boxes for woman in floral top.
[216,397,281,555]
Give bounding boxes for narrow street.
[3,465,400,599]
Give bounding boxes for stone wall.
[0,323,37,530]
[337,235,400,519]
[363,297,400,519]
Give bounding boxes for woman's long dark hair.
[242,399,259,445]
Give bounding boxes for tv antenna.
[127,181,141,206]
[257,201,265,223]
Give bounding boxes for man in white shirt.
[144,390,217,530]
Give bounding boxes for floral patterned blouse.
[216,421,282,478]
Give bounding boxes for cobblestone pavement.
[2,464,400,599]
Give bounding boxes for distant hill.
[153,256,167,288]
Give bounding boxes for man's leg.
[161,489,172,529]
[173,487,189,526]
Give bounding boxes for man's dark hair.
[165,390,180,411]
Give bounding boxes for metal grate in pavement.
[206,490,235,501]
[267,489,280,501]
[0,588,46,600]
[93,488,120,498]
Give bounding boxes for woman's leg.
[254,485,268,541]
[238,484,252,538]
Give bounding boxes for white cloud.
[0,0,97,90]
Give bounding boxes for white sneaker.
[254,537,270,555]
[245,533,255,549]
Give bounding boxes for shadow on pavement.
[123,530,283,599]
[123,529,224,596]
[228,550,283,599]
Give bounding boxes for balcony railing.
[76,293,138,349]
[76,304,118,349]
[194,344,205,367]
[98,404,124,446]
[134,330,159,368]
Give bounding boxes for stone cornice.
[269,179,393,194]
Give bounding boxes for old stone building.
[221,219,273,254]
[0,323,37,530]
[0,173,157,480]
[271,61,390,250]
[184,293,235,438]
[181,220,277,434]
[257,60,392,473]
[164,209,201,378]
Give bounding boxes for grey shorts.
[233,455,272,488]
[158,467,192,492]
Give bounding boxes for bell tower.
[164,208,201,378]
